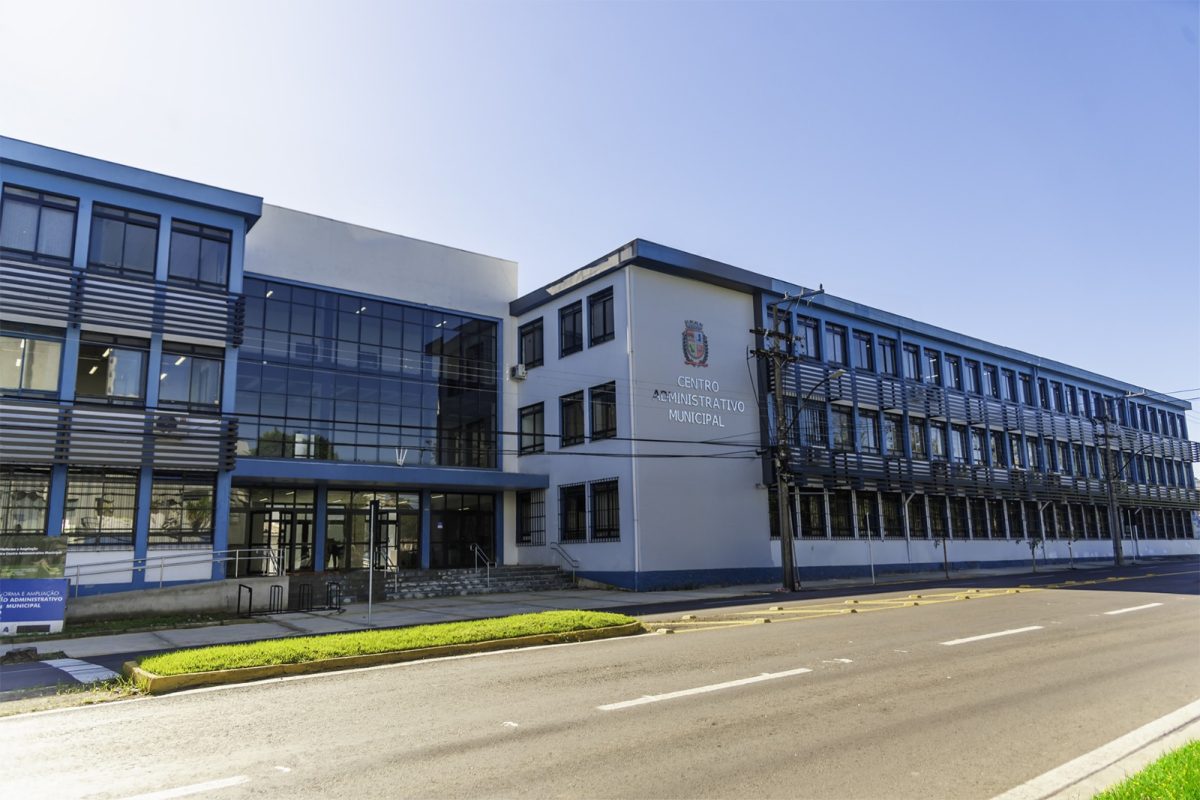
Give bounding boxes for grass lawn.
[138,610,637,676]
[1094,739,1200,800]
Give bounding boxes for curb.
[124,621,644,694]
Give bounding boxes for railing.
[63,547,282,596]
[470,543,493,586]
[548,542,580,580]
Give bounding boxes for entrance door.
[249,510,315,573]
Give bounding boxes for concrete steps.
[385,566,575,600]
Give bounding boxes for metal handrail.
[470,543,492,586]
[548,542,580,580]
[63,547,282,596]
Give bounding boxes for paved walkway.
[0,563,1114,662]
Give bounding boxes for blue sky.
[2,0,1197,421]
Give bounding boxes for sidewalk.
[0,562,1108,661]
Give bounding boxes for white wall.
[627,266,769,573]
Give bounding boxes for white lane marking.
[42,658,119,683]
[274,766,291,773]
[597,667,812,711]
[991,697,1200,800]
[117,774,250,800]
[1104,602,1163,616]
[822,658,854,664]
[941,626,1044,647]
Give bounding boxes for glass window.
[518,318,543,369]
[883,414,903,456]
[149,475,215,545]
[590,382,617,440]
[909,417,927,459]
[518,403,544,455]
[832,407,854,450]
[1002,369,1017,402]
[88,204,158,276]
[971,428,987,465]
[924,349,942,385]
[591,479,619,540]
[878,337,898,377]
[0,330,62,395]
[1038,378,1051,409]
[991,431,1008,467]
[824,324,848,366]
[929,422,948,460]
[168,220,231,287]
[799,400,828,447]
[853,332,874,372]
[63,470,138,547]
[0,468,50,535]
[984,365,1000,398]
[76,338,147,403]
[560,391,584,446]
[857,410,879,454]
[516,490,546,546]
[0,185,78,264]
[559,301,583,357]
[903,344,921,381]
[796,317,820,360]
[950,424,968,463]
[965,360,982,394]
[945,355,962,390]
[159,347,223,409]
[588,287,615,346]
[559,483,586,542]
[1051,382,1064,412]
[1019,373,1033,405]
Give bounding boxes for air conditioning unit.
[510,364,528,381]
[154,413,185,437]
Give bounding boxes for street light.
[1094,390,1154,567]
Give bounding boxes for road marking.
[940,626,1044,646]
[991,697,1200,800]
[1104,602,1163,616]
[42,658,119,683]
[596,667,812,711]
[117,775,250,800]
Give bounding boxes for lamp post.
[1096,393,1157,567]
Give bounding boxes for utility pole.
[752,290,824,591]
[1098,409,1124,567]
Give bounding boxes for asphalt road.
[2,567,1197,800]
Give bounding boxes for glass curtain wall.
[326,490,420,571]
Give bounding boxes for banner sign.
[0,536,68,634]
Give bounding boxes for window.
[159,345,223,409]
[908,495,928,538]
[76,337,147,403]
[516,490,546,546]
[797,493,826,538]
[591,479,620,540]
[909,417,927,459]
[518,403,544,454]
[945,355,963,390]
[852,332,874,372]
[903,344,921,381]
[0,328,62,396]
[1002,369,1017,402]
[857,410,880,454]
[1019,373,1033,405]
[1038,378,1051,409]
[991,431,1008,467]
[825,324,848,365]
[149,475,214,545]
[929,422,947,461]
[950,424,968,463]
[883,414,903,456]
[63,470,138,547]
[857,492,880,538]
[829,491,853,538]
[0,468,50,535]
[1067,386,1079,415]
[1026,438,1039,471]
[799,400,828,447]
[1010,434,1025,468]
[88,203,158,276]
[589,382,617,440]
[168,220,231,287]
[518,318,544,369]
[924,349,942,385]
[878,337,898,376]
[588,288,615,346]
[965,360,981,394]
[984,365,1000,398]
[832,407,854,450]
[971,428,986,464]
[559,483,586,542]
[559,301,583,356]
[796,317,820,359]
[0,185,77,264]
[1057,441,1071,474]
[1051,382,1064,412]
[560,391,584,446]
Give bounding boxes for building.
[508,241,1200,588]
[1,138,1196,597]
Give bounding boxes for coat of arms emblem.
[682,320,709,367]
